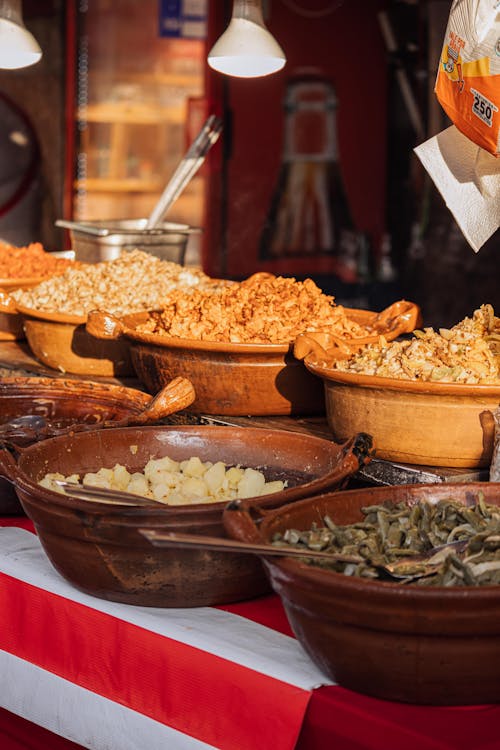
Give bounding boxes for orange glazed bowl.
[85,301,421,417]
[303,361,500,468]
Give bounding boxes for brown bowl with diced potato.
[0,425,372,606]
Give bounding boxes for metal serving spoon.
[139,528,469,577]
[139,528,364,563]
[55,481,165,508]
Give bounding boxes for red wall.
[203,0,389,280]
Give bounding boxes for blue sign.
[159,0,207,40]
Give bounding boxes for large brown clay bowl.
[303,361,500,467]
[223,482,500,705]
[15,304,133,376]
[85,301,420,416]
[0,426,372,606]
[0,376,195,514]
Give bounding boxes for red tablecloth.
[1,516,500,750]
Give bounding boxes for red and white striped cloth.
[0,527,331,750]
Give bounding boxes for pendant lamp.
[0,0,42,70]
[208,0,286,78]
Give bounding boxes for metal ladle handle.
[146,114,223,229]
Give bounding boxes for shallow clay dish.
[223,481,500,705]
[303,361,500,468]
[0,426,372,606]
[85,301,420,416]
[15,304,133,376]
[0,376,195,514]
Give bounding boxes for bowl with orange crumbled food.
[0,243,78,340]
[86,272,421,416]
[302,304,500,467]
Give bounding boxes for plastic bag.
[434,0,499,157]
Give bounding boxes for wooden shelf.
[75,178,165,193]
[78,102,185,125]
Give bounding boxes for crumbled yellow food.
[325,305,500,385]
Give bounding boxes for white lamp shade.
[0,1,42,70]
[208,0,286,80]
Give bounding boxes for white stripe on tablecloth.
[0,650,218,750]
[0,527,331,690]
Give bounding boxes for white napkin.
[414,125,500,252]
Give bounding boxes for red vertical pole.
[62,0,77,230]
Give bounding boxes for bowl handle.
[0,289,17,313]
[0,447,20,484]
[86,309,124,340]
[222,499,265,544]
[373,300,422,333]
[254,431,373,513]
[119,377,196,424]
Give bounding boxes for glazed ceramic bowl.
[0,375,195,514]
[303,361,500,467]
[85,301,420,416]
[0,425,372,606]
[15,305,134,376]
[0,251,77,342]
[223,482,500,706]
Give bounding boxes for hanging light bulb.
[208,0,286,78]
[0,0,42,70]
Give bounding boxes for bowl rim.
[0,276,49,290]
[15,303,87,325]
[0,375,152,407]
[304,359,500,396]
[10,424,352,516]
[109,305,408,353]
[249,482,500,596]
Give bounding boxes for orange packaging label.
[434,19,500,156]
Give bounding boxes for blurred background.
[0,0,498,327]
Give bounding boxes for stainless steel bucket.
[56,219,201,264]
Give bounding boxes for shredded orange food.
[0,242,75,279]
[137,275,372,345]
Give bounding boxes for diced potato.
[151,483,171,502]
[262,480,285,495]
[39,472,65,491]
[126,474,149,497]
[40,454,281,507]
[111,464,131,491]
[225,466,244,486]
[83,471,111,488]
[182,456,207,477]
[204,461,226,493]
[166,491,185,505]
[237,467,266,499]
[182,476,209,500]
[144,456,179,483]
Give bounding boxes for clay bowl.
[223,481,500,705]
[15,304,133,376]
[0,284,48,342]
[0,375,195,514]
[0,289,25,341]
[85,300,421,416]
[303,360,500,467]
[0,425,372,606]
[0,252,77,341]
